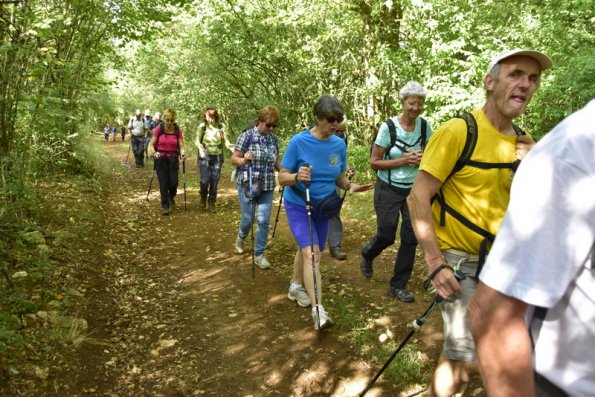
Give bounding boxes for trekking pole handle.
[302,162,310,188]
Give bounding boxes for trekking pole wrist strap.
[423,263,455,291]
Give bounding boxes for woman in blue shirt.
[279,95,373,330]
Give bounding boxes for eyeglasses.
[265,123,277,129]
[165,118,175,123]
[326,115,344,124]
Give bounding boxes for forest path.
[53,136,445,397]
[40,134,460,397]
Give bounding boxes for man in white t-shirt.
[128,109,147,168]
[468,100,595,397]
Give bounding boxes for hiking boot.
[387,287,415,303]
[329,247,347,260]
[288,284,311,307]
[255,255,271,269]
[312,305,334,330]
[360,256,373,278]
[200,194,207,209]
[162,207,170,216]
[208,200,216,212]
[234,236,245,254]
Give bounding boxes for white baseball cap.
[144,109,151,116]
[487,49,553,73]
[135,109,141,115]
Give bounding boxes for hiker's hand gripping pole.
[359,270,466,397]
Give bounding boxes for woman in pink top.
[150,108,186,215]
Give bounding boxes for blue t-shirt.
[375,116,433,186]
[281,129,347,205]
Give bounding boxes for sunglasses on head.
[326,115,344,124]
[265,123,277,129]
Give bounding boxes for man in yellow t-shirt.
[407,49,552,397]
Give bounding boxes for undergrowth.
[0,133,111,386]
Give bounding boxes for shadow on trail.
[65,137,406,396]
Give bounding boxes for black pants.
[156,156,179,209]
[361,178,418,290]
[131,135,145,166]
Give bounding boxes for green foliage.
[0,312,25,357]
[116,0,593,148]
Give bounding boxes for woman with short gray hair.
[278,95,373,330]
[360,81,433,303]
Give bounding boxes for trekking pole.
[359,270,466,397]
[126,140,131,164]
[146,160,156,201]
[248,161,256,280]
[271,186,285,238]
[182,157,187,211]
[303,163,323,346]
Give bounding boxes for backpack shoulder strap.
[384,118,397,158]
[199,124,207,144]
[420,117,428,151]
[452,112,478,175]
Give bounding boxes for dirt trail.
[52,137,447,396]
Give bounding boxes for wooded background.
[1,0,594,219]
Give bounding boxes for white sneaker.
[255,255,271,269]
[312,305,334,330]
[234,236,244,254]
[288,285,311,307]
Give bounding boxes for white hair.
[399,81,427,101]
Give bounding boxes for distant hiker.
[327,123,351,261]
[231,106,281,270]
[112,125,118,142]
[278,95,373,330]
[143,109,153,156]
[149,108,186,216]
[128,109,147,168]
[360,81,433,303]
[151,111,162,132]
[407,49,552,396]
[121,126,126,142]
[196,107,234,211]
[103,126,110,142]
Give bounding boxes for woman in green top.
[196,107,234,211]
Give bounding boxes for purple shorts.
[284,199,330,251]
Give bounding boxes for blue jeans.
[237,187,274,257]
[199,154,223,201]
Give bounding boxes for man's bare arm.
[468,282,534,397]
[408,171,460,298]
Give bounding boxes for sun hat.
[487,49,553,73]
